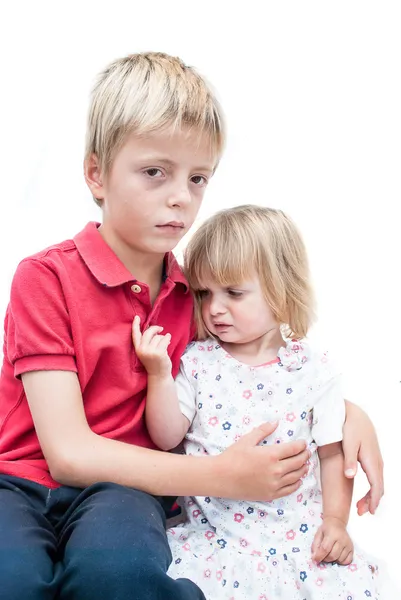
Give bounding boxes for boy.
[0,52,383,599]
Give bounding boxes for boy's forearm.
[319,447,353,524]
[145,374,189,450]
[54,431,221,496]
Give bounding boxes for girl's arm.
[312,349,384,516]
[311,442,354,565]
[132,316,189,450]
[145,373,190,450]
[319,442,353,524]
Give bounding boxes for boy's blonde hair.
[85,52,225,205]
[184,205,315,340]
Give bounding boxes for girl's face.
[199,275,280,345]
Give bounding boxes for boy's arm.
[145,372,189,450]
[311,443,354,565]
[22,369,311,499]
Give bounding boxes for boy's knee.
[0,552,55,599]
[67,547,169,596]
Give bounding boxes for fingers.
[157,332,172,352]
[343,404,385,515]
[132,318,170,350]
[311,528,324,559]
[342,435,359,479]
[255,421,280,438]
[237,422,279,447]
[369,488,383,515]
[313,535,331,563]
[132,315,142,348]
[355,470,384,516]
[273,480,302,500]
[140,324,165,345]
[327,539,353,564]
[275,439,308,461]
[325,540,342,563]
[312,526,353,565]
[278,448,310,477]
[356,493,371,516]
[338,546,353,565]
[311,528,351,564]
[133,317,164,346]
[366,466,384,515]
[279,464,308,488]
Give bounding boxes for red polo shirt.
[0,222,194,488]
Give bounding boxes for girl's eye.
[191,175,208,186]
[228,290,243,298]
[145,168,163,178]
[197,289,209,298]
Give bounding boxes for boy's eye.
[145,168,163,178]
[191,175,208,186]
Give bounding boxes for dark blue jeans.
[0,475,205,599]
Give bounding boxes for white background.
[1,0,400,590]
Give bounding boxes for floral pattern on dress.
[167,339,382,599]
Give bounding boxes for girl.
[133,205,383,599]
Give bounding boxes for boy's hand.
[311,517,354,565]
[215,422,311,501]
[132,316,172,377]
[342,401,384,516]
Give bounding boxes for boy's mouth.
[158,221,184,227]
[156,221,185,232]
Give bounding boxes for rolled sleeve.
[14,354,77,377]
[7,258,76,377]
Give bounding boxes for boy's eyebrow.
[139,156,214,173]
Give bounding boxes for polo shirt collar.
[74,222,189,291]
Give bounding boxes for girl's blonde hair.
[184,205,315,340]
[85,52,225,205]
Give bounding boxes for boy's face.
[86,126,216,257]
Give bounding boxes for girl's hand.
[132,316,172,377]
[311,517,354,565]
[342,401,384,516]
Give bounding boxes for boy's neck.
[98,224,165,301]
[130,260,164,304]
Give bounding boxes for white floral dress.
[167,339,382,599]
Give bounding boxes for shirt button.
[131,284,142,293]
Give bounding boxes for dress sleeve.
[174,349,197,424]
[311,350,345,447]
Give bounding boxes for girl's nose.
[209,297,225,316]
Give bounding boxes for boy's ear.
[84,154,105,200]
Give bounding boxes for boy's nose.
[167,186,191,207]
